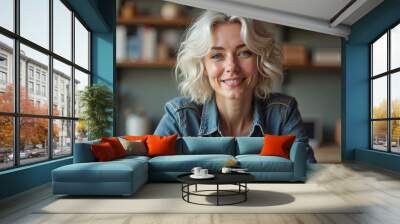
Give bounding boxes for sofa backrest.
[177,137,235,155]
[73,139,100,163]
[73,136,264,163]
[235,137,263,155]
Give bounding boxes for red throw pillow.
[91,142,118,161]
[146,134,177,157]
[101,137,126,158]
[259,134,296,159]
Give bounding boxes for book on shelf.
[116,25,127,60]
[123,26,158,62]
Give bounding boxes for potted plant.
[79,84,114,140]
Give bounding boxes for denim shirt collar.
[198,96,265,136]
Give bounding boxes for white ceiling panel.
[224,0,352,21]
[165,0,384,38]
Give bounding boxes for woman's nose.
[225,56,238,73]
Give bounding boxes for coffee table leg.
[217,184,219,206]
[245,183,247,201]
[195,184,197,192]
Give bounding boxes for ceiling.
[165,0,384,38]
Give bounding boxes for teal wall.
[343,0,400,171]
[0,0,116,200]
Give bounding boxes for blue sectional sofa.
[52,137,307,196]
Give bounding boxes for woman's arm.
[282,98,316,163]
[154,102,182,136]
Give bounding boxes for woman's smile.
[220,77,246,88]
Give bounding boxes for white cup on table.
[191,167,202,176]
[199,169,208,176]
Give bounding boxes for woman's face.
[203,22,258,101]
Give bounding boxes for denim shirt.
[154,93,316,162]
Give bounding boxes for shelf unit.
[116,17,341,71]
[117,16,192,27]
[117,59,176,68]
[117,59,341,70]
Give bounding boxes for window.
[0,54,7,86]
[36,83,40,95]
[0,0,91,170]
[0,71,6,85]
[28,67,34,80]
[42,85,46,97]
[0,55,7,67]
[35,70,40,81]
[28,81,34,94]
[41,73,46,83]
[371,23,400,154]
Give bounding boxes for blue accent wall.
[0,0,116,200]
[343,0,400,171]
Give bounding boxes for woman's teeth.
[222,78,243,87]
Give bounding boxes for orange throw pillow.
[259,134,296,159]
[146,134,177,157]
[124,135,148,141]
[101,137,126,158]
[91,142,118,161]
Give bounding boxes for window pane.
[53,59,72,117]
[74,69,89,118]
[391,72,400,118]
[53,119,72,158]
[20,117,49,165]
[372,77,387,119]
[20,0,49,49]
[372,33,387,76]
[391,120,400,153]
[391,24,400,70]
[0,0,14,31]
[20,44,49,115]
[0,116,13,170]
[53,0,72,60]
[372,121,387,151]
[0,35,14,112]
[74,18,89,70]
[75,120,88,143]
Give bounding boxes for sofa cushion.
[260,134,296,159]
[236,155,293,172]
[91,142,118,161]
[177,137,235,155]
[148,154,235,172]
[52,158,147,183]
[147,134,177,157]
[236,137,263,155]
[118,137,147,156]
[101,137,127,158]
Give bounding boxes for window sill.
[0,156,72,175]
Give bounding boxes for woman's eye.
[210,53,223,60]
[238,50,252,57]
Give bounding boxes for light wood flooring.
[1,159,400,223]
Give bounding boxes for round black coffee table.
[177,173,255,206]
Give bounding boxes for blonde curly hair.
[175,10,283,104]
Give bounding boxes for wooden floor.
[1,158,400,223]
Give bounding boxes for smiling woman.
[154,10,316,162]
